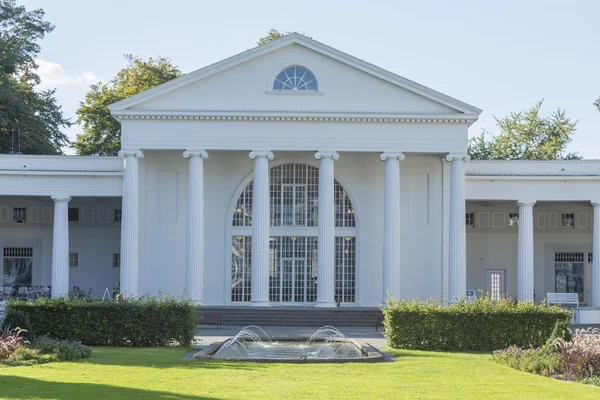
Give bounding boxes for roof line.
[108,33,482,115]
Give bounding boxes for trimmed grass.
[0,347,598,399]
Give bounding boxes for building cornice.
[113,111,477,124]
[466,175,600,181]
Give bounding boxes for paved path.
[194,325,387,350]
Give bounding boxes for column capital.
[591,201,600,207]
[380,152,405,162]
[183,150,209,159]
[249,150,274,160]
[444,153,470,163]
[118,149,144,159]
[315,151,339,161]
[51,196,71,203]
[517,201,536,207]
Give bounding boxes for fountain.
[194,325,384,363]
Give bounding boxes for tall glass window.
[231,163,356,304]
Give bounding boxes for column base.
[314,301,337,308]
[248,300,271,307]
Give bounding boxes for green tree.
[257,29,311,46]
[0,0,70,154]
[468,101,580,160]
[73,55,182,155]
[257,29,285,45]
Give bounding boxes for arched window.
[231,163,356,305]
[272,66,318,92]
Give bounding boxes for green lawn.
[0,347,598,399]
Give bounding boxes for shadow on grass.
[386,348,491,358]
[0,376,218,400]
[77,347,266,370]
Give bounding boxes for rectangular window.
[13,207,26,223]
[231,236,252,302]
[114,209,122,223]
[561,213,575,228]
[69,253,79,267]
[68,208,79,222]
[335,236,356,303]
[509,213,519,226]
[555,252,584,302]
[112,253,120,268]
[2,247,33,286]
[466,212,475,228]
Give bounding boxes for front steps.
[199,306,382,328]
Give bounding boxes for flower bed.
[1,327,91,367]
[493,327,600,386]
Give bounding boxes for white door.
[486,270,506,301]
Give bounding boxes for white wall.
[132,44,457,115]
[140,150,445,306]
[0,196,121,297]
[119,43,471,154]
[467,201,593,302]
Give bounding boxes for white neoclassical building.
[1,34,600,322]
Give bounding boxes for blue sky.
[20,0,600,157]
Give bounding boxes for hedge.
[382,296,572,351]
[7,296,197,347]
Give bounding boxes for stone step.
[199,307,383,327]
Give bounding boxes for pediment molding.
[114,112,476,124]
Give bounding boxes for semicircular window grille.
[273,66,318,92]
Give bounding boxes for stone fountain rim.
[192,336,386,363]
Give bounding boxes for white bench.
[546,292,579,308]
[547,293,579,324]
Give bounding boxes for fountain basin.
[193,336,385,363]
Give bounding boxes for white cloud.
[35,59,99,90]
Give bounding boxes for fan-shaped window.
[231,163,356,304]
[233,163,355,228]
[272,66,318,92]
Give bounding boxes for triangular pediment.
[109,34,481,119]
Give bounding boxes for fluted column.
[118,150,143,298]
[249,150,273,307]
[446,154,468,301]
[183,150,209,303]
[592,202,600,307]
[315,151,339,307]
[517,201,535,301]
[51,197,70,298]
[381,153,405,302]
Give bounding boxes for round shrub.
[1,309,34,341]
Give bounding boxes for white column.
[381,153,405,302]
[517,201,536,301]
[118,150,143,298]
[591,202,600,307]
[183,150,209,303]
[51,197,70,298]
[315,151,339,307]
[446,154,468,301]
[249,150,273,307]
